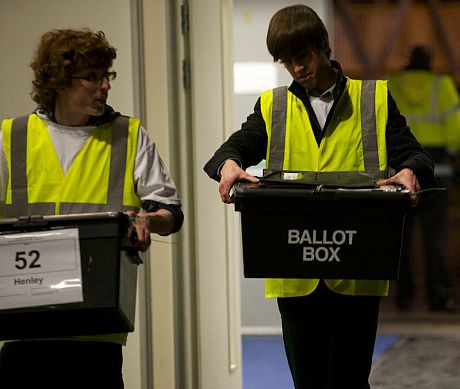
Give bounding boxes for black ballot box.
[234,180,412,280]
[0,212,141,340]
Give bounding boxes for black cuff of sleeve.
[142,200,184,234]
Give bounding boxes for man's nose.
[292,61,304,73]
[100,77,111,90]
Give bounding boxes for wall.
[0,0,135,122]
[333,2,460,84]
[188,0,243,387]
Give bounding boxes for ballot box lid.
[234,181,411,210]
[0,211,130,232]
[260,169,379,188]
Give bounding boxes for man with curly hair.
[0,29,183,388]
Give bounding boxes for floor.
[378,289,460,337]
[243,293,460,389]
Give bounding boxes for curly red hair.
[30,29,117,111]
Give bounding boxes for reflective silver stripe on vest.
[9,115,29,213]
[360,80,380,175]
[6,115,132,217]
[269,82,383,177]
[269,86,288,170]
[107,115,128,209]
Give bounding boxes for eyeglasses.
[71,71,117,84]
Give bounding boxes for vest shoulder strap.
[360,79,380,175]
[269,86,288,171]
[10,115,30,209]
[106,115,129,209]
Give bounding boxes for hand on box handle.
[377,168,421,206]
[219,159,260,204]
[125,209,175,252]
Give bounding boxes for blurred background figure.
[388,44,460,312]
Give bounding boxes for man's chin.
[91,107,105,116]
[298,81,315,90]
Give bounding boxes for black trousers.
[397,182,452,308]
[0,340,124,389]
[277,281,381,389]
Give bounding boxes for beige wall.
[0,0,135,122]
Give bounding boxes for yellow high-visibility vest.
[388,70,460,152]
[260,79,390,297]
[1,113,141,217]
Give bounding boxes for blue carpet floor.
[242,334,399,389]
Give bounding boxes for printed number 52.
[15,250,41,270]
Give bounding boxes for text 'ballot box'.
[234,182,411,280]
[0,212,141,340]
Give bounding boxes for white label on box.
[0,228,83,310]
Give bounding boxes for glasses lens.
[72,71,116,83]
[105,71,116,82]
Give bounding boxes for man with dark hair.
[205,5,435,388]
[0,28,183,388]
[406,45,432,70]
[389,45,460,312]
